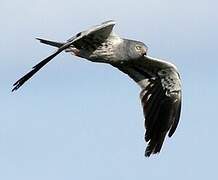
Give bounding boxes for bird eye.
[135,45,142,51]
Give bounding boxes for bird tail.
[36,38,64,48]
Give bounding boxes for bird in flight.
[12,20,182,157]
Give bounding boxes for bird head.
[124,40,148,60]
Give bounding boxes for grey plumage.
[12,20,182,157]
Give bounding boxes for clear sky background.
[1,0,218,179]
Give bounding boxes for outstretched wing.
[12,20,116,91]
[12,40,75,91]
[67,20,116,51]
[115,55,182,157]
[140,70,181,157]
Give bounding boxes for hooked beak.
[142,47,148,56]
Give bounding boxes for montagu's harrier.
[12,20,182,157]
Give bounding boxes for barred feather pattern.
[139,68,181,157]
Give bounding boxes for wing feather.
[114,56,182,157]
[168,93,182,137]
[67,20,116,51]
[12,21,116,91]
[12,40,77,91]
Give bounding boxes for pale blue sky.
[1,0,218,179]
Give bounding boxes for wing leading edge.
[12,20,116,91]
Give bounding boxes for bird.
[12,20,182,157]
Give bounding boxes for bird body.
[12,20,182,157]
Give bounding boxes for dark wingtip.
[11,87,16,92]
[168,102,181,138]
[144,133,166,157]
[12,76,27,92]
[35,37,41,41]
[35,37,47,44]
[145,150,159,157]
[168,129,175,138]
[35,37,43,43]
[144,140,155,157]
[12,86,17,92]
[12,39,73,92]
[144,143,160,157]
[12,80,21,92]
[145,150,152,157]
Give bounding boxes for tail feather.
[36,38,64,48]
